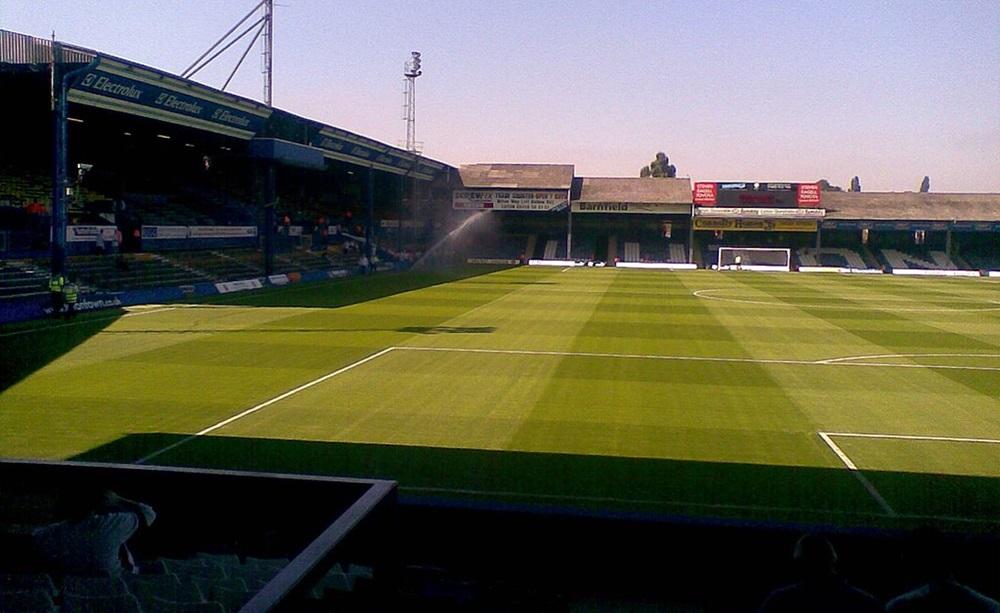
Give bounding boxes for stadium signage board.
[453,190,568,211]
[69,65,267,138]
[66,225,117,242]
[950,221,1000,232]
[141,225,189,239]
[215,279,264,293]
[570,202,690,214]
[691,182,822,207]
[694,207,825,219]
[693,218,818,232]
[821,220,971,232]
[693,182,717,205]
[188,226,257,238]
[310,128,436,179]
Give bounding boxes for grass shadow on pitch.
[192,266,514,310]
[72,433,1000,532]
[397,326,496,334]
[0,309,123,392]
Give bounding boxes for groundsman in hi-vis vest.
[49,273,66,317]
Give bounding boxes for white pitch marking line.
[135,346,398,465]
[817,353,1000,365]
[818,432,858,470]
[122,307,176,318]
[0,306,177,338]
[561,267,573,272]
[394,346,1000,372]
[818,432,897,516]
[822,432,1000,445]
[692,288,1000,312]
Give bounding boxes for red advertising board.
[693,182,717,205]
[796,183,821,206]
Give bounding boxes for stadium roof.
[0,30,451,180]
[822,192,1000,221]
[458,164,574,190]
[576,177,692,204]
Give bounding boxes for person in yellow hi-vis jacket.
[48,273,66,318]
[63,280,79,320]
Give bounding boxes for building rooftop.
[822,191,1000,221]
[576,177,693,204]
[458,164,575,190]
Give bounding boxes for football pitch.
[2,267,999,531]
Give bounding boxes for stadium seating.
[668,242,687,263]
[543,239,559,259]
[623,241,640,262]
[0,260,49,298]
[67,254,209,291]
[796,247,868,269]
[0,555,367,612]
[881,248,958,270]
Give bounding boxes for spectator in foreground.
[31,489,156,576]
[758,534,881,613]
[886,527,999,612]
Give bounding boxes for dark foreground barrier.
[0,460,396,612]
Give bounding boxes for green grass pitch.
[2,267,999,530]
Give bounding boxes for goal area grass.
[2,266,998,532]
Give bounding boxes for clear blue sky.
[3,0,999,191]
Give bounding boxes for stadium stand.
[0,260,49,298]
[881,249,958,270]
[668,242,687,264]
[623,241,640,262]
[542,239,559,259]
[570,237,595,261]
[67,254,209,291]
[796,247,869,269]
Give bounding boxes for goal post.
[717,247,791,271]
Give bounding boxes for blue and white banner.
[188,226,257,239]
[67,225,117,242]
[69,59,270,139]
[141,225,189,239]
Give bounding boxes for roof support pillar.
[51,48,99,276]
[365,167,375,274]
[566,187,573,260]
[258,160,276,276]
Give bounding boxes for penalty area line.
[393,346,1000,372]
[818,432,897,517]
[135,346,397,465]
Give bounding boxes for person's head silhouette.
[793,534,837,579]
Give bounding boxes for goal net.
[717,247,791,271]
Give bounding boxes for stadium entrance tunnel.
[62,433,1000,610]
[0,309,123,391]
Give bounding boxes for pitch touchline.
[134,347,397,464]
[817,433,897,516]
[394,346,1000,372]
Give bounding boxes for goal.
[717,247,791,271]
